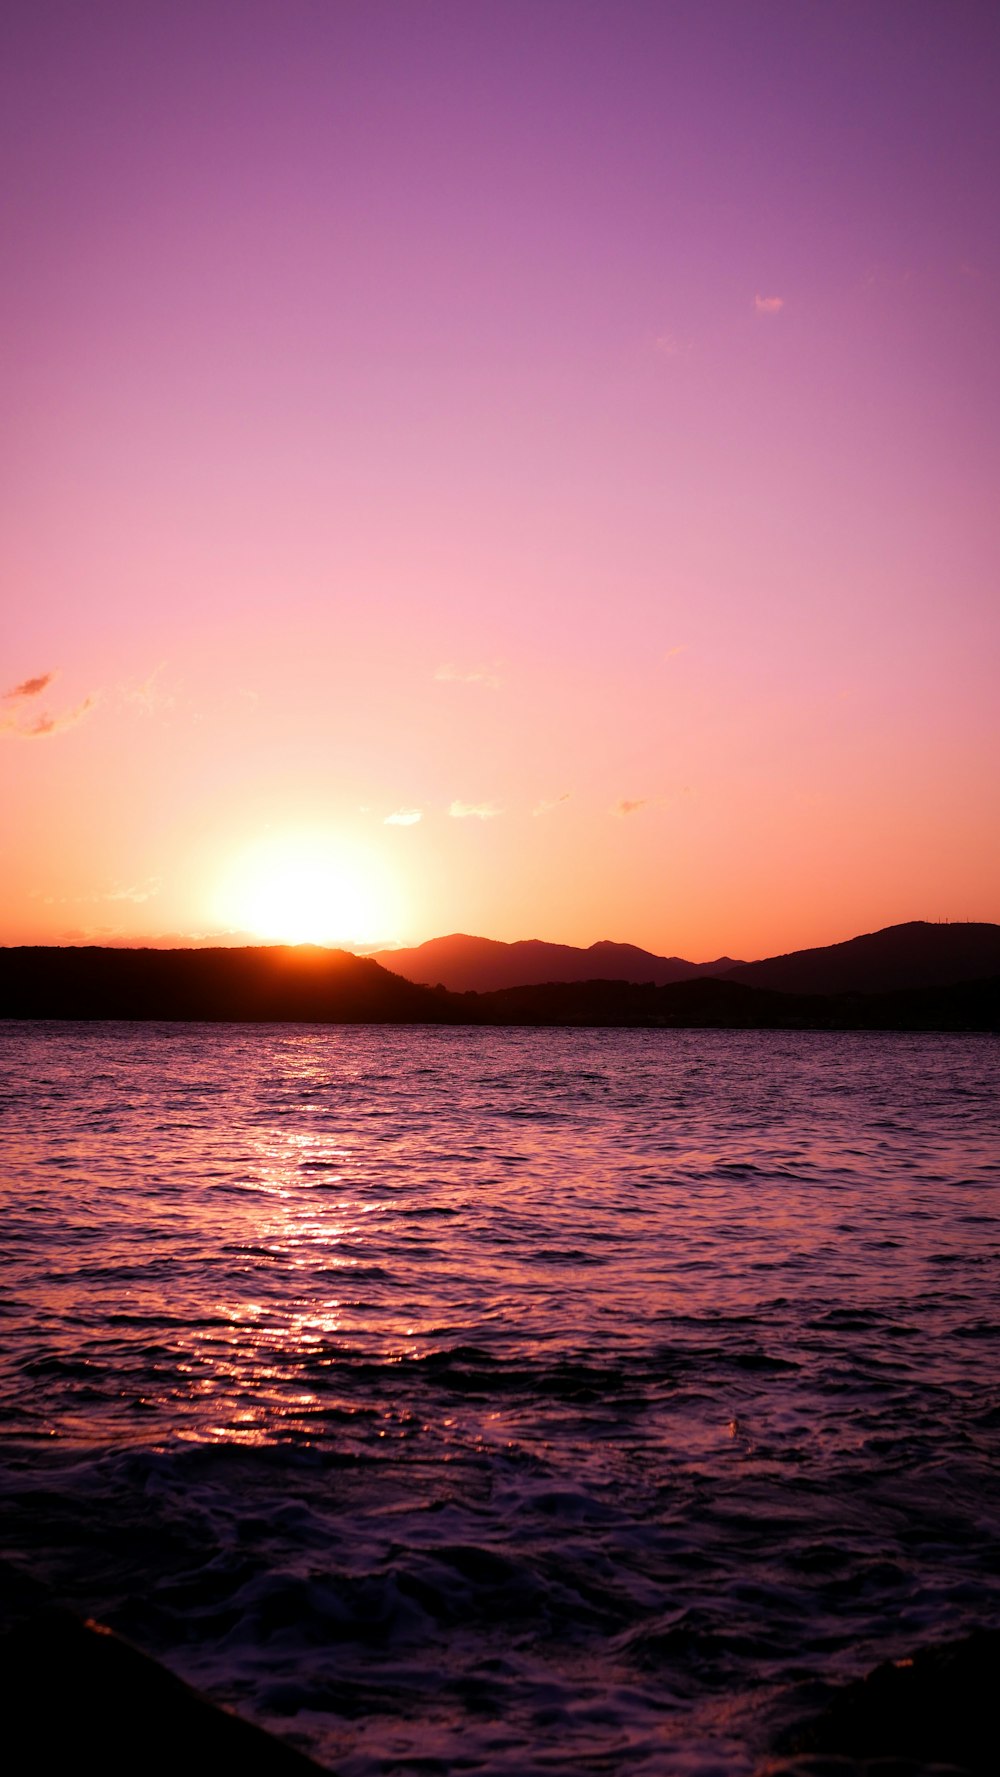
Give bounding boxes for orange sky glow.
[2,4,998,963]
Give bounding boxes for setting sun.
[3,9,999,1777]
[215,833,400,948]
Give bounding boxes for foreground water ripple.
[1,1022,998,1773]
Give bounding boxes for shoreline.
[3,1560,996,1775]
[1,944,998,1031]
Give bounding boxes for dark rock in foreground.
[765,1628,1000,1775]
[2,1562,996,1774]
[0,1579,325,1773]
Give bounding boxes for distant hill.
[468,973,1000,1031]
[371,933,742,993]
[2,944,996,1030]
[0,946,461,1024]
[723,921,1000,996]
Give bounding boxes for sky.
[2,0,998,961]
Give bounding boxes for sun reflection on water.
[3,1025,999,1777]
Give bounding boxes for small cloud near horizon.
[104,878,162,904]
[2,691,98,740]
[34,875,162,909]
[384,808,423,826]
[4,671,54,701]
[449,800,501,820]
[615,798,648,817]
[754,293,784,315]
[435,663,502,689]
[46,927,250,949]
[533,793,571,817]
[124,662,174,717]
[62,930,404,953]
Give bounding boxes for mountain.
[469,973,999,1031]
[371,933,742,993]
[0,946,462,1024]
[2,942,996,1030]
[723,921,1000,996]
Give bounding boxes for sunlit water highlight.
[1,1023,998,1773]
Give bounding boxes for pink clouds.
[5,672,54,700]
[2,672,97,740]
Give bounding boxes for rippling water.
[1,1022,998,1773]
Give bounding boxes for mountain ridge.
[372,921,1000,997]
[722,920,1000,996]
[1,942,996,1030]
[371,933,742,993]
[0,945,457,1024]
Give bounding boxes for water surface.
[1,1024,998,1773]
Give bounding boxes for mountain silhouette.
[374,922,1000,998]
[0,945,460,1024]
[723,921,1000,996]
[468,973,998,1031]
[3,923,998,1028]
[371,933,741,993]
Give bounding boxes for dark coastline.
[1,944,998,1030]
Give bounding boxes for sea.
[1,1022,998,1774]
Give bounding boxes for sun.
[215,832,399,948]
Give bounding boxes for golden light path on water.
[2,1024,998,1775]
[185,1094,456,1448]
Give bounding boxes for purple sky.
[2,1,998,955]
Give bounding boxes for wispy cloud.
[124,662,174,717]
[44,924,239,947]
[861,264,914,292]
[449,800,501,820]
[384,808,423,826]
[35,875,161,908]
[104,877,162,904]
[664,644,686,660]
[435,663,502,689]
[614,798,648,817]
[653,332,692,358]
[2,692,98,740]
[4,671,54,701]
[754,293,784,315]
[533,792,571,817]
